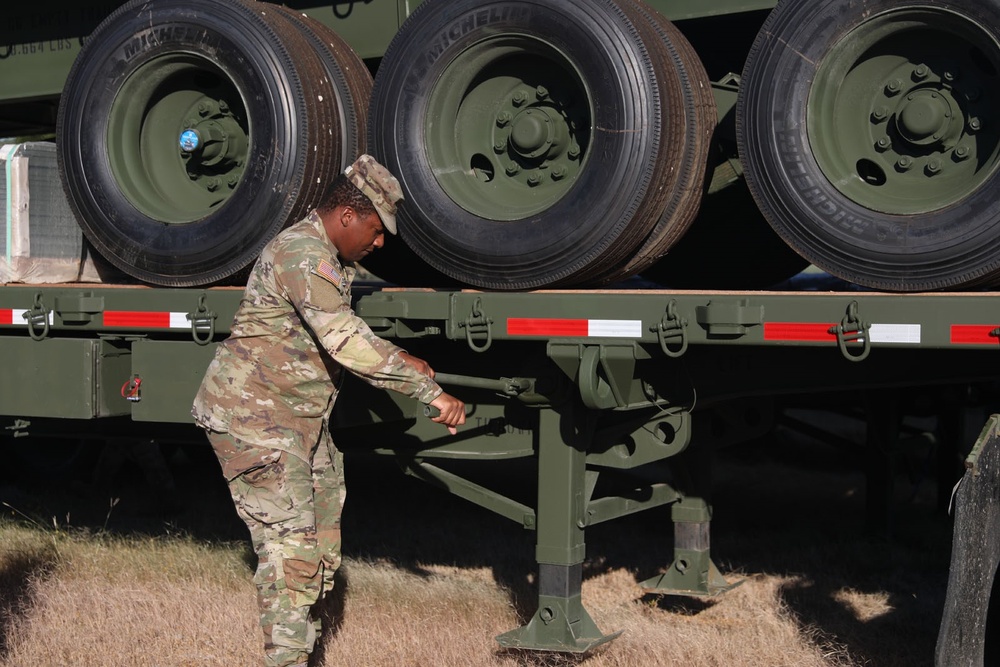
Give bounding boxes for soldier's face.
[337,209,386,262]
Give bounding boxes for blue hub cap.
[179,129,201,152]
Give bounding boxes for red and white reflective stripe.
[0,309,53,326]
[951,324,999,345]
[764,322,921,344]
[0,309,19,325]
[103,311,190,329]
[507,318,642,338]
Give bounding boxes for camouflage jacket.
[191,210,441,458]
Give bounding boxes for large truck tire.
[57,0,368,287]
[594,0,716,286]
[738,0,1000,291]
[367,0,706,290]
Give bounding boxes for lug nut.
[228,175,240,188]
[535,85,549,100]
[969,117,982,132]
[896,156,913,171]
[886,79,903,95]
[527,172,542,186]
[206,178,220,191]
[943,70,956,82]
[551,166,567,180]
[955,145,971,160]
[512,90,528,107]
[218,100,229,113]
[496,111,512,127]
[913,64,929,80]
[872,106,889,122]
[926,159,942,175]
[567,143,581,159]
[198,102,210,116]
[505,162,521,176]
[875,136,891,151]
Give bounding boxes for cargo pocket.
[226,449,300,525]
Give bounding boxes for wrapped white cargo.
[1,141,106,283]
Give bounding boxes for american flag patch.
[314,259,342,287]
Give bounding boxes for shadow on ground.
[0,415,962,666]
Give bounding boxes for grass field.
[0,412,956,666]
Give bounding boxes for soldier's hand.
[429,392,465,435]
[399,351,434,379]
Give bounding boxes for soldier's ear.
[339,206,356,228]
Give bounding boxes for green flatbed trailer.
[1,282,998,659]
[2,0,1000,661]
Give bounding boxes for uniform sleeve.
[277,252,442,403]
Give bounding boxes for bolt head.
[876,137,891,151]
[505,162,520,176]
[551,166,567,180]
[913,64,929,80]
[969,118,982,132]
[567,144,581,159]
[926,159,942,175]
[206,178,220,191]
[897,156,913,170]
[527,172,541,185]
[535,85,549,100]
[872,106,889,122]
[886,79,903,95]
[218,100,229,113]
[512,91,527,107]
[955,145,970,160]
[496,111,512,127]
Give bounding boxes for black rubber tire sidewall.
[57,0,308,286]
[368,0,664,290]
[737,0,1000,291]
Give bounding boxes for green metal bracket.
[695,298,763,337]
[460,296,493,352]
[24,292,50,341]
[496,405,621,651]
[548,342,646,410]
[401,457,536,529]
[640,498,741,597]
[588,408,691,468]
[829,300,872,362]
[53,294,103,325]
[652,299,689,358]
[496,581,623,653]
[189,294,217,345]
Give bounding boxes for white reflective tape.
[11,309,53,326]
[868,323,921,344]
[169,312,190,329]
[587,319,643,338]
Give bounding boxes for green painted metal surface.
[0,337,131,419]
[808,7,1000,214]
[131,340,221,423]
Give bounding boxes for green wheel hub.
[424,36,590,221]
[809,8,1000,215]
[107,54,249,223]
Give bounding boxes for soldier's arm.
[283,257,442,403]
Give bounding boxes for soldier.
[192,155,465,667]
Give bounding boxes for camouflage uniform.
[192,171,438,666]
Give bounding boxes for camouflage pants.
[206,429,345,667]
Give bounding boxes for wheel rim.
[107,54,249,223]
[424,35,591,221]
[809,7,1000,215]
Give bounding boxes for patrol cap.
[344,154,403,235]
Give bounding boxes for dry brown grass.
[0,417,952,667]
